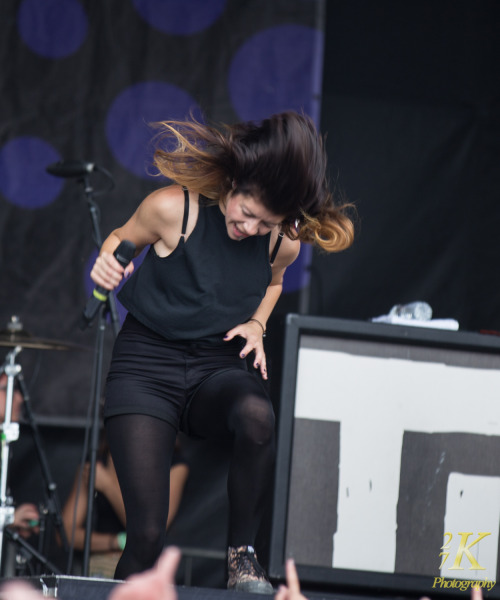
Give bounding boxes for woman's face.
[222,193,284,241]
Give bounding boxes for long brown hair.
[153,112,354,252]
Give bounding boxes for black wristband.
[248,318,266,337]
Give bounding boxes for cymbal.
[0,330,73,350]
[0,316,75,350]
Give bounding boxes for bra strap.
[181,186,189,237]
[270,231,284,265]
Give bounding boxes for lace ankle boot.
[227,545,274,594]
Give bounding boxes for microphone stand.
[81,303,107,577]
[46,162,120,576]
[82,173,121,337]
[78,173,120,576]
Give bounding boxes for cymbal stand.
[17,370,69,565]
[4,528,60,575]
[0,347,20,570]
[0,348,64,575]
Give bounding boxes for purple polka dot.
[283,245,312,293]
[229,25,324,123]
[17,0,88,59]
[132,0,227,35]
[105,81,201,179]
[85,247,149,325]
[0,137,63,209]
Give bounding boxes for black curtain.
[313,0,500,333]
[0,0,324,419]
[1,0,325,585]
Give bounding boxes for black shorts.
[104,314,265,432]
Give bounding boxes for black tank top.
[118,193,273,342]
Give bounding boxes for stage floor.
[2,574,427,600]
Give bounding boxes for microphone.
[46,160,97,178]
[80,240,136,329]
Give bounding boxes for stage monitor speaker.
[13,575,119,600]
[14,575,274,600]
[269,314,500,598]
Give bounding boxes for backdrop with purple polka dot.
[0,0,325,419]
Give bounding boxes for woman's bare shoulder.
[135,185,190,228]
[143,184,185,212]
[281,235,301,264]
[132,185,200,253]
[271,231,301,270]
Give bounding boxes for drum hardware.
[0,316,85,351]
[0,317,75,576]
[5,522,60,577]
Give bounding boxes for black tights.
[106,370,275,579]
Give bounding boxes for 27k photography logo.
[433,532,496,592]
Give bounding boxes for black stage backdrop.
[0,0,324,420]
[2,0,500,588]
[0,1,324,585]
[314,0,500,334]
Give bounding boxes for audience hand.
[109,546,181,600]
[472,586,483,600]
[0,581,46,600]
[275,558,308,600]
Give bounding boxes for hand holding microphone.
[81,240,136,328]
[91,241,136,291]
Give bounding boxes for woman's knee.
[126,525,165,562]
[231,394,275,445]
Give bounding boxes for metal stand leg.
[4,528,61,575]
[0,347,66,575]
[0,348,22,571]
[16,371,70,560]
[82,302,107,576]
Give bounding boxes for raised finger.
[156,546,182,585]
[285,559,301,593]
[472,587,483,600]
[275,586,288,600]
